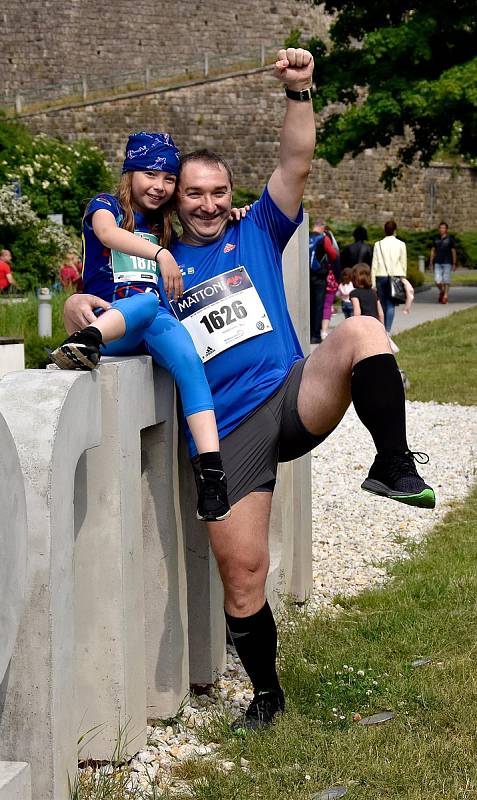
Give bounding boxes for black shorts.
[192,358,332,507]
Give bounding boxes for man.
[341,226,372,269]
[0,250,18,294]
[308,218,337,344]
[429,222,457,304]
[63,48,435,733]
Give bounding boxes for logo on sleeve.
[223,243,236,254]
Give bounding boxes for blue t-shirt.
[82,193,161,301]
[165,186,304,453]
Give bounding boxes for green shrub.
[0,187,76,290]
[0,113,112,234]
[24,333,64,369]
[232,186,260,207]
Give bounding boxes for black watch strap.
[285,86,312,102]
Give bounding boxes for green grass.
[179,487,477,800]
[0,291,67,367]
[393,306,477,405]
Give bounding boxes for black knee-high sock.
[351,353,408,453]
[225,601,282,694]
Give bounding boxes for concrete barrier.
[0,413,30,800]
[0,339,24,379]
[0,763,31,800]
[0,370,102,800]
[0,219,312,797]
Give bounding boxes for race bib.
[111,231,160,284]
[169,266,273,362]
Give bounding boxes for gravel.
[82,400,477,795]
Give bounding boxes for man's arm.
[6,272,17,289]
[429,245,436,269]
[63,293,111,334]
[451,246,457,271]
[267,48,315,220]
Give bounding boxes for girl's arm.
[377,299,385,325]
[92,209,183,300]
[351,297,361,316]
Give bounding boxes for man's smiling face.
[176,161,233,246]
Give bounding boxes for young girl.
[50,131,230,523]
[350,263,403,352]
[337,267,354,319]
[320,267,339,340]
[350,263,384,324]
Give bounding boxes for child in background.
[50,131,230,523]
[350,263,384,324]
[350,263,403,353]
[337,267,354,319]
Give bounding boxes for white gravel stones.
[81,400,477,795]
[309,401,477,613]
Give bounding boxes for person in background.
[308,218,338,343]
[59,252,82,292]
[0,250,18,294]
[350,263,384,324]
[371,219,407,333]
[337,266,354,319]
[341,225,372,269]
[429,222,457,304]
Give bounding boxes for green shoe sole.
[389,488,436,509]
[361,480,436,509]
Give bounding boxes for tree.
[305,0,477,188]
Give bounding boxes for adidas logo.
[205,346,215,357]
[223,243,236,253]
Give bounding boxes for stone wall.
[0,0,325,93]
[22,69,477,231]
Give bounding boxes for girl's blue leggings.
[101,292,214,417]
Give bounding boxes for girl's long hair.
[116,172,174,248]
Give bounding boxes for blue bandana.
[122,131,180,176]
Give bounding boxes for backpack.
[309,233,330,275]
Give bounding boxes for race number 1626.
[199,299,248,334]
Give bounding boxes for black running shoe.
[196,467,231,521]
[49,329,101,371]
[231,689,285,734]
[361,450,435,509]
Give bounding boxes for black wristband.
[285,86,312,102]
[154,247,164,262]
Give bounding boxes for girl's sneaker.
[49,328,102,371]
[361,450,435,509]
[196,467,231,522]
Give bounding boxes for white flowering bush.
[0,186,76,289]
[0,115,112,231]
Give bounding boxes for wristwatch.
[285,86,312,102]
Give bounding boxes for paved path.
[328,284,477,335]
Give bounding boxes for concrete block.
[282,214,310,356]
[0,339,24,380]
[179,436,226,687]
[0,763,31,800]
[74,357,151,756]
[0,370,101,800]
[142,366,189,719]
[0,414,27,683]
[74,356,190,751]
